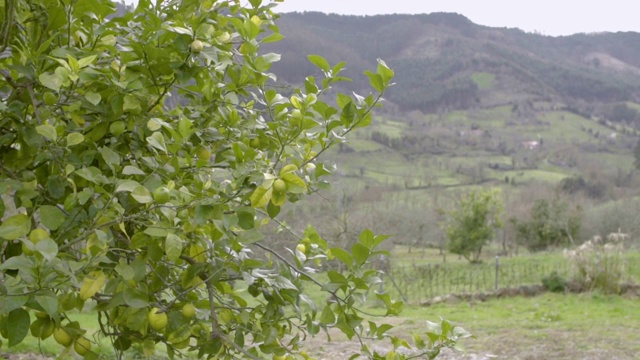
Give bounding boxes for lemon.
[195,146,212,161]
[53,327,73,347]
[273,179,286,194]
[30,318,54,339]
[153,187,171,204]
[190,40,204,53]
[74,337,92,356]
[148,307,168,331]
[296,244,306,254]
[181,303,196,319]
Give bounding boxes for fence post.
[495,256,500,290]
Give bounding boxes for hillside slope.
[267,12,640,114]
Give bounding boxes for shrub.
[564,230,629,294]
[542,271,566,292]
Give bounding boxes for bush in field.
[512,199,581,252]
[0,0,467,358]
[445,189,503,263]
[541,271,566,293]
[564,230,629,294]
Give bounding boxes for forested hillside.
[268,12,640,119]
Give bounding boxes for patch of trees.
[511,199,582,252]
[560,175,607,199]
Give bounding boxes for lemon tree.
[0,0,467,358]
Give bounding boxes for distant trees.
[445,189,503,263]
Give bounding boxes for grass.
[397,292,640,359]
[471,72,496,90]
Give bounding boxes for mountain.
[267,12,640,117]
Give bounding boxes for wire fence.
[385,257,573,303]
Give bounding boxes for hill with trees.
[268,12,640,123]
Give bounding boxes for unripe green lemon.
[153,187,171,204]
[53,327,73,347]
[296,243,306,254]
[273,179,286,194]
[29,228,50,243]
[195,146,212,161]
[181,303,196,319]
[148,307,168,331]
[30,318,54,339]
[190,40,204,53]
[74,337,92,356]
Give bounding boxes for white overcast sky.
[120,0,640,36]
[272,0,639,36]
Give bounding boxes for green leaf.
[39,205,65,230]
[146,132,167,153]
[261,32,285,44]
[100,147,121,166]
[7,308,30,347]
[39,73,62,92]
[0,214,31,240]
[35,295,59,318]
[238,230,264,244]
[123,94,141,113]
[281,173,307,194]
[330,247,353,269]
[307,55,330,72]
[165,233,183,262]
[0,256,33,270]
[237,207,255,230]
[131,185,153,204]
[320,305,336,325]
[250,185,272,208]
[376,58,395,85]
[340,102,355,126]
[66,132,84,146]
[122,166,146,176]
[359,229,375,248]
[271,191,286,206]
[364,70,384,93]
[0,295,28,315]
[168,324,192,344]
[266,201,280,219]
[351,243,370,266]
[79,271,107,301]
[123,288,149,308]
[85,92,101,105]
[36,124,58,142]
[75,167,108,184]
[36,239,59,261]
[116,180,141,193]
[77,55,97,68]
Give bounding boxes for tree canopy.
[445,189,503,263]
[0,0,466,358]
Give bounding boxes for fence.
[386,257,572,303]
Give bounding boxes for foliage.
[564,231,629,294]
[541,271,566,293]
[445,189,503,263]
[0,0,467,358]
[511,199,582,252]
